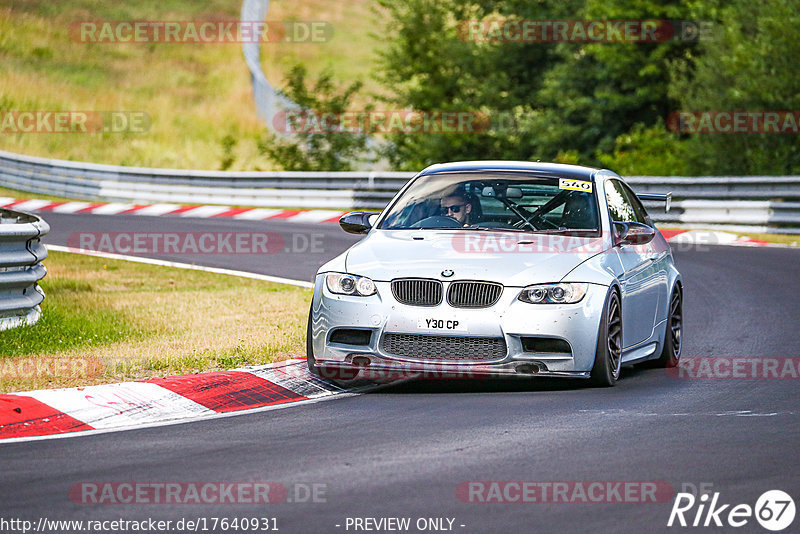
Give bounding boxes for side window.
[605,180,637,223]
[618,181,651,226]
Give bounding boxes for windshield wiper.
[461,226,598,235]
[465,226,527,232]
[530,228,599,235]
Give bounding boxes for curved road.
[1,212,798,533]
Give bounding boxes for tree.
[258,65,370,171]
[376,0,697,169]
[530,0,697,164]
[376,0,579,169]
[670,0,800,175]
[597,120,691,175]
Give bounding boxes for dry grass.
[0,251,312,393]
[0,0,385,169]
[731,231,799,246]
[261,0,387,104]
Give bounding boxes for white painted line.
[179,205,231,218]
[130,203,183,216]
[46,244,314,288]
[232,208,285,220]
[8,199,52,211]
[90,202,137,215]
[0,197,17,207]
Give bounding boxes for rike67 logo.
[668,490,795,531]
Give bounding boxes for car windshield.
[378,172,600,234]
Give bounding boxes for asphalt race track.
[2,212,799,533]
[39,212,363,283]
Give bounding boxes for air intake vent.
[520,336,572,354]
[329,328,372,346]
[381,333,507,361]
[447,281,503,308]
[391,278,443,307]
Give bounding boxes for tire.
[589,289,623,387]
[651,285,682,368]
[306,305,320,376]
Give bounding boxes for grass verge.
[0,250,311,393]
[0,0,384,169]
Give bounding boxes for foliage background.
[0,0,797,175]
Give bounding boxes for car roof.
[418,161,605,181]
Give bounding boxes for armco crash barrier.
[2,149,800,233]
[0,208,48,331]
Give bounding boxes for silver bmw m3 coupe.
[307,161,682,386]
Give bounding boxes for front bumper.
[309,275,610,379]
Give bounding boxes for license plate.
[417,317,467,332]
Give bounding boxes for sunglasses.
[440,204,465,215]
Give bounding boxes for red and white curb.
[0,359,352,443]
[0,197,348,224]
[1,197,795,247]
[660,229,792,247]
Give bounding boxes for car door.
[617,180,671,325]
[605,179,663,348]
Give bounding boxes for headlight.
[518,283,588,304]
[325,273,377,296]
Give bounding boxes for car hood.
[344,230,607,287]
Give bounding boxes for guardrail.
[0,207,48,331]
[0,149,409,210]
[1,149,799,233]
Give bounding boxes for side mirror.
[339,212,375,234]
[613,221,656,246]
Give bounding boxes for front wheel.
[589,289,623,387]
[651,286,682,368]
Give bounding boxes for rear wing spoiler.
[637,192,672,213]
